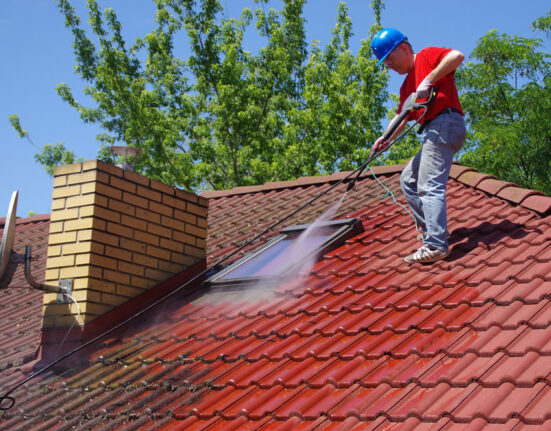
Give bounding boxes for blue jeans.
[400,110,466,251]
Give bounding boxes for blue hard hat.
[371,28,407,65]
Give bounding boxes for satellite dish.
[0,191,18,288]
[0,191,68,295]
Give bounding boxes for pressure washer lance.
[346,88,437,192]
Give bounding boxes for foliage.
[456,12,551,194]
[8,114,81,175]
[18,0,388,190]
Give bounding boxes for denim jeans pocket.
[425,114,466,153]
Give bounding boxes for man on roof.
[370,28,466,264]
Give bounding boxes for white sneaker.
[405,245,449,264]
[417,231,451,241]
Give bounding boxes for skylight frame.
[205,218,363,289]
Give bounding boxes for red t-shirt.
[398,47,464,124]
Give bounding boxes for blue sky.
[1,0,549,217]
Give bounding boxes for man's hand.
[370,136,390,158]
[416,77,433,99]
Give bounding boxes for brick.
[150,179,175,196]
[158,260,184,273]
[69,289,101,303]
[42,293,59,305]
[65,217,105,232]
[93,206,121,224]
[50,208,79,222]
[47,255,76,268]
[82,160,99,171]
[123,192,148,209]
[111,176,137,194]
[173,231,196,247]
[108,199,136,217]
[196,238,206,250]
[44,268,60,281]
[106,221,134,239]
[149,201,173,217]
[123,169,150,187]
[81,182,97,195]
[147,222,172,239]
[78,229,93,242]
[132,254,158,269]
[59,266,90,279]
[90,254,118,271]
[53,163,83,176]
[48,231,77,245]
[75,254,91,265]
[171,253,197,266]
[161,216,186,233]
[78,302,112,317]
[197,196,208,208]
[175,188,198,204]
[121,214,146,231]
[104,245,132,262]
[137,185,161,203]
[130,275,152,289]
[79,205,95,218]
[67,170,97,185]
[95,182,123,200]
[53,175,67,188]
[43,303,74,317]
[146,245,171,261]
[97,160,123,178]
[174,209,196,225]
[66,194,96,209]
[91,230,120,247]
[120,238,147,254]
[85,278,116,294]
[116,285,145,298]
[51,198,66,211]
[184,245,205,259]
[135,207,161,224]
[103,269,130,285]
[185,224,207,239]
[48,221,64,234]
[118,261,144,277]
[160,237,184,253]
[134,230,159,247]
[196,217,208,229]
[62,242,103,256]
[144,267,171,281]
[52,185,81,199]
[161,194,179,210]
[47,246,62,257]
[187,202,208,218]
[100,293,128,307]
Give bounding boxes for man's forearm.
[426,49,465,84]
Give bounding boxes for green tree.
[456,12,551,194]
[8,114,81,175]
[10,0,388,190]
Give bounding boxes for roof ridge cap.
[0,213,50,228]
[200,164,406,199]
[450,163,551,216]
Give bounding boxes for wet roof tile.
[3,164,551,429]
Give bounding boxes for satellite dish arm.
[24,246,68,294]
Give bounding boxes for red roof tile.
[3,164,551,429]
[0,215,49,371]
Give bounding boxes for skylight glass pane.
[218,227,339,280]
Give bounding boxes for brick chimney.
[42,160,208,330]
